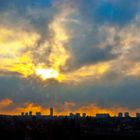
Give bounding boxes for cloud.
[72,0,140,26]
[0,75,140,115]
[0,98,13,109]
[0,0,140,114]
[0,0,139,82]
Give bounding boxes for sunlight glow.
[36,68,59,80]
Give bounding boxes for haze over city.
[0,0,140,116]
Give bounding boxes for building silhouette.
[50,107,53,117]
[118,112,123,118]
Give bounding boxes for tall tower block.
[50,107,53,117]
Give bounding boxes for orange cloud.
[0,98,13,109]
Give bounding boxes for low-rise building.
[124,112,129,118]
[96,113,110,118]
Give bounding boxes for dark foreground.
[1,115,140,140]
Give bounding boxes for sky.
[0,0,140,116]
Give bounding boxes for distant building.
[75,113,80,118]
[136,113,140,118]
[21,112,24,116]
[118,112,123,118]
[69,113,75,119]
[69,113,74,116]
[124,112,129,118]
[96,114,110,118]
[29,111,32,116]
[50,107,53,117]
[36,112,41,116]
[69,113,80,118]
[25,112,29,116]
[82,113,86,117]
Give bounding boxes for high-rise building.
[25,112,29,116]
[69,113,74,116]
[136,113,140,118]
[50,107,53,117]
[29,111,32,116]
[21,112,24,116]
[118,112,123,118]
[124,112,129,118]
[75,113,80,118]
[82,113,86,117]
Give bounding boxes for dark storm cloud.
[52,77,140,110]
[1,76,140,111]
[0,76,50,105]
[68,38,118,69]
[0,73,140,112]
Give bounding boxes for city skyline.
[4,107,140,118]
[18,110,140,118]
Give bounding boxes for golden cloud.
[0,2,140,85]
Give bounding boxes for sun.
[36,68,59,80]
